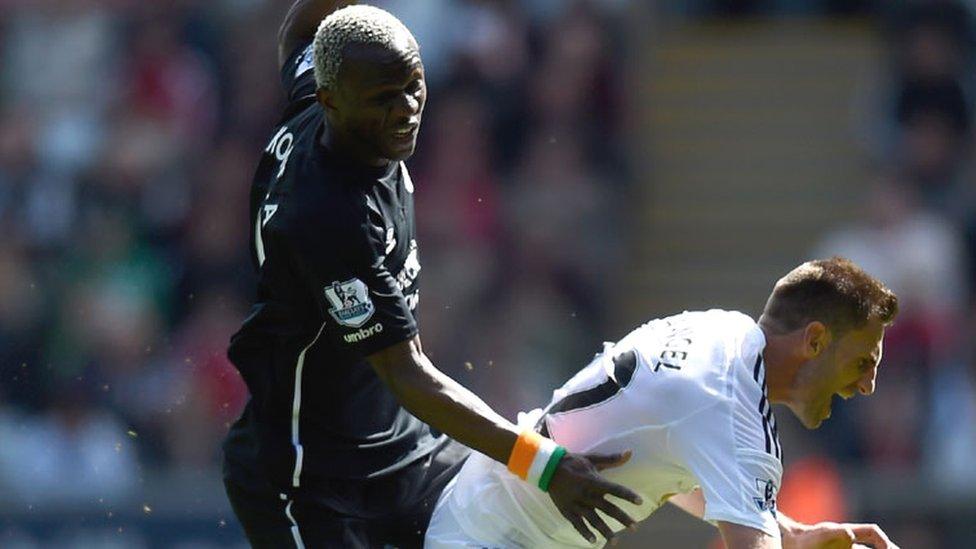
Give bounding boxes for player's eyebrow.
[364,68,423,94]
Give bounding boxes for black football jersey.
[223,42,439,493]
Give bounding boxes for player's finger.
[594,478,643,506]
[582,508,616,543]
[838,526,857,548]
[585,450,633,471]
[561,509,597,544]
[848,523,896,549]
[595,497,638,531]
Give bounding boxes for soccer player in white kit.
[426,258,901,549]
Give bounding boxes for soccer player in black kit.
[222,3,643,547]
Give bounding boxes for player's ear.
[801,321,829,359]
[317,88,338,113]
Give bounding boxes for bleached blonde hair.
[313,5,417,91]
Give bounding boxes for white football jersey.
[427,310,783,548]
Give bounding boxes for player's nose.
[394,90,421,116]
[857,368,877,396]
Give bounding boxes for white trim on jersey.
[255,209,266,267]
[291,322,328,487]
[282,496,305,549]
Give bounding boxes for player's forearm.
[370,339,519,464]
[672,490,788,548]
[718,522,782,549]
[775,512,803,540]
[278,0,357,66]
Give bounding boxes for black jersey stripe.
[763,406,777,458]
[612,349,638,387]
[538,350,638,437]
[764,408,781,459]
[770,414,782,458]
[757,359,782,459]
[755,356,776,456]
[760,413,772,454]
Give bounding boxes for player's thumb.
[825,527,856,549]
[586,449,633,471]
[807,523,856,549]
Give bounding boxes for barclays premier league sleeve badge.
[324,279,375,328]
[753,478,777,515]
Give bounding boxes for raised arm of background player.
[668,489,898,549]
[277,1,644,544]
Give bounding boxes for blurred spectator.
[815,177,968,320]
[506,127,621,324]
[925,314,976,492]
[0,243,45,410]
[777,455,849,522]
[0,389,139,505]
[894,77,971,212]
[890,1,973,84]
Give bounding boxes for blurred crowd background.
[0,0,973,547]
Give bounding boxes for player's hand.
[784,521,899,549]
[547,450,643,545]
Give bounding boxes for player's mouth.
[390,123,419,143]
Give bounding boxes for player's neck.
[320,124,389,168]
[759,325,803,405]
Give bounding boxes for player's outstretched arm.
[277,0,357,68]
[670,490,898,549]
[368,336,644,544]
[779,516,899,549]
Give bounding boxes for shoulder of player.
[273,180,380,261]
[273,145,371,232]
[694,310,762,374]
[279,185,370,237]
[630,311,760,405]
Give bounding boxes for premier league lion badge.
[324,279,375,328]
[753,478,777,514]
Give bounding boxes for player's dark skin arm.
[369,336,644,544]
[277,0,358,68]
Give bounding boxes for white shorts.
[424,473,503,549]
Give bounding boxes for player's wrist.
[507,430,567,492]
[779,518,815,548]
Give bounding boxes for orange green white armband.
[507,430,568,492]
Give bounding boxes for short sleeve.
[281,41,317,102]
[668,404,782,539]
[291,212,418,358]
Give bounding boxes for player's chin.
[800,406,827,429]
[383,137,418,161]
[802,415,823,430]
[809,405,832,429]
